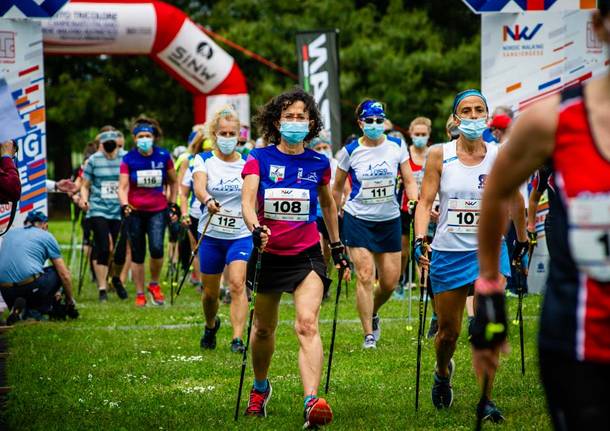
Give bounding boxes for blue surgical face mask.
[216,136,238,155]
[412,136,429,148]
[363,123,385,140]
[457,117,488,140]
[315,148,333,160]
[280,121,309,145]
[137,137,154,153]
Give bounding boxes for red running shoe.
[303,397,333,429]
[244,383,272,418]
[147,283,165,305]
[135,293,147,308]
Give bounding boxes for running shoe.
[98,289,108,303]
[147,283,165,306]
[200,316,221,349]
[427,318,439,339]
[372,314,381,341]
[303,397,333,429]
[244,382,272,417]
[362,334,376,349]
[6,297,26,326]
[478,399,505,423]
[231,337,245,353]
[432,359,455,409]
[135,293,147,308]
[112,277,128,300]
[393,284,405,300]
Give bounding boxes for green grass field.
[3,221,552,430]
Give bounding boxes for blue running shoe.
[432,359,455,409]
[478,399,505,423]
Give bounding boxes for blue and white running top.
[192,152,249,240]
[181,154,202,220]
[336,135,409,222]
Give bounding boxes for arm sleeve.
[335,148,350,172]
[241,153,260,178]
[191,154,207,175]
[0,157,21,202]
[44,232,62,260]
[83,157,93,181]
[399,141,410,164]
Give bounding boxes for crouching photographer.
[0,211,79,323]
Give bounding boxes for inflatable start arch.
[41,0,249,126]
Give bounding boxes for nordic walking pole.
[415,265,429,411]
[517,269,526,376]
[77,236,87,296]
[475,373,490,431]
[69,202,78,272]
[407,220,414,330]
[235,247,263,421]
[174,214,214,299]
[325,268,346,394]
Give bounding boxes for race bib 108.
[568,195,610,282]
[264,188,310,221]
[136,169,163,188]
[360,177,395,204]
[447,199,480,234]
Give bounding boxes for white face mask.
[216,135,238,155]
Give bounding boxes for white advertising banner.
[482,10,608,114]
[42,3,156,54]
[156,19,234,94]
[0,19,47,230]
[205,93,251,129]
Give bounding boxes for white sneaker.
[372,314,381,341]
[362,334,376,349]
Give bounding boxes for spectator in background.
[0,140,20,205]
[0,211,78,323]
[489,114,512,144]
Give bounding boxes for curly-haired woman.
[241,88,349,428]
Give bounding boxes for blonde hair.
[409,116,432,133]
[188,123,206,154]
[205,105,240,147]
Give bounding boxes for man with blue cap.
[0,211,78,323]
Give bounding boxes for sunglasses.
[363,118,384,124]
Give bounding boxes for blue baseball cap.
[25,210,48,225]
[452,89,488,115]
[358,100,386,119]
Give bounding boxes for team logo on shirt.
[211,178,241,192]
[297,167,318,183]
[478,174,488,189]
[269,165,285,183]
[151,161,164,169]
[364,161,391,177]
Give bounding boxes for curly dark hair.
[255,87,323,145]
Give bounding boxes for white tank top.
[431,140,498,252]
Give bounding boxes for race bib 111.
[360,177,395,204]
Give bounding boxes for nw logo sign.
[503,24,543,42]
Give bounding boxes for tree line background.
[45,0,480,178]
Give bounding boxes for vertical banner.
[0,19,47,232]
[296,30,341,150]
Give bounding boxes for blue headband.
[133,123,156,136]
[452,89,488,115]
[359,100,385,119]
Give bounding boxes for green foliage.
[44,0,480,176]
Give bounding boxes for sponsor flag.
[296,30,341,151]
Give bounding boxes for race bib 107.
[447,199,480,234]
[568,194,610,282]
[264,188,310,221]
